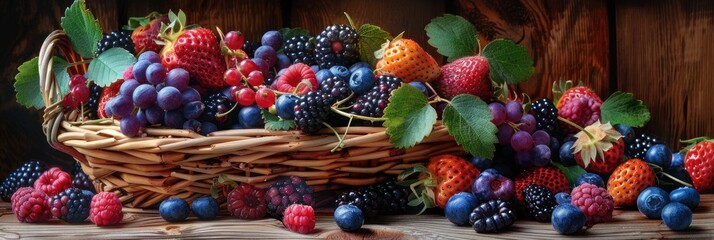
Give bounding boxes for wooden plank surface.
[2,195,713,239]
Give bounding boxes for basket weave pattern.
[39,30,463,208]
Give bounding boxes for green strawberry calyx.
[396,165,437,215]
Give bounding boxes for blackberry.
[314,24,359,69]
[294,91,333,134]
[531,98,560,137]
[48,187,92,223]
[335,179,410,219]
[373,180,410,215]
[86,83,102,120]
[242,39,258,58]
[522,184,557,222]
[469,199,517,233]
[71,162,94,193]
[0,160,46,202]
[199,92,236,130]
[284,35,316,65]
[350,75,402,118]
[320,76,352,102]
[626,133,662,159]
[96,31,135,56]
[264,176,314,219]
[335,188,380,219]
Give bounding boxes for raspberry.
[265,176,314,219]
[96,31,135,56]
[90,192,123,226]
[284,35,315,65]
[314,24,359,69]
[282,204,315,234]
[227,183,267,219]
[522,184,557,222]
[71,162,94,192]
[123,65,134,80]
[530,98,560,137]
[34,167,72,197]
[571,183,614,225]
[11,187,52,223]
[558,96,601,132]
[48,187,92,223]
[350,75,402,120]
[0,160,46,201]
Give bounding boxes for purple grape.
[104,100,114,118]
[144,106,163,125]
[252,58,269,76]
[132,60,152,83]
[110,95,134,118]
[519,114,536,133]
[505,100,523,123]
[515,151,533,168]
[489,102,506,126]
[120,115,142,137]
[155,83,165,92]
[497,125,515,145]
[166,68,190,92]
[138,51,160,63]
[511,131,533,152]
[146,63,167,85]
[164,110,185,129]
[261,30,282,50]
[532,130,551,146]
[254,45,277,67]
[181,88,201,103]
[183,119,202,132]
[119,79,141,96]
[532,144,551,167]
[133,84,157,109]
[277,53,290,70]
[182,101,204,119]
[157,86,183,111]
[136,109,148,127]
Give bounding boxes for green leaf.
[442,94,498,159]
[52,57,71,97]
[60,0,103,58]
[14,57,43,109]
[358,24,391,66]
[425,14,479,62]
[383,84,437,149]
[86,48,137,87]
[261,110,296,131]
[482,39,534,84]
[552,161,587,187]
[279,27,310,41]
[601,92,650,127]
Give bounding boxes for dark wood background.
[1,0,712,176]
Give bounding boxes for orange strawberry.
[375,34,440,83]
[556,86,602,109]
[571,121,624,174]
[606,158,656,207]
[131,15,169,54]
[514,167,570,204]
[684,140,714,192]
[96,80,123,119]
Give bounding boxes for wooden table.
[2,195,713,239]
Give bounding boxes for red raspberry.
[90,192,123,226]
[227,183,267,219]
[558,96,601,132]
[34,167,72,197]
[571,183,614,225]
[123,65,134,80]
[11,187,52,223]
[282,204,315,234]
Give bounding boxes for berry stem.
[215,100,240,118]
[331,107,386,122]
[558,116,595,140]
[659,171,694,187]
[322,122,345,151]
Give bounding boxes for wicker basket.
[38,30,463,208]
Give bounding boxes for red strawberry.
[556,86,602,109]
[97,80,124,119]
[576,138,624,174]
[515,167,570,204]
[160,11,227,90]
[273,63,317,96]
[684,140,714,193]
[434,56,492,100]
[571,121,624,175]
[399,154,480,210]
[131,15,169,54]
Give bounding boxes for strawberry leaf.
[482,39,534,84]
[14,57,43,109]
[552,161,587,188]
[601,92,650,127]
[86,48,136,87]
[279,28,310,41]
[425,14,479,62]
[61,0,103,59]
[442,94,498,159]
[359,24,391,66]
[261,109,296,131]
[52,57,72,97]
[383,84,437,149]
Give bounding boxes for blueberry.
[349,62,371,73]
[469,156,493,170]
[276,53,291,70]
[329,65,350,80]
[132,60,152,83]
[260,30,282,50]
[275,94,298,120]
[472,171,515,202]
[637,187,670,219]
[576,173,605,188]
[200,122,218,135]
[671,152,685,168]
[159,198,190,222]
[669,187,700,210]
[445,192,480,226]
[408,82,427,95]
[310,65,320,74]
[183,119,202,132]
[315,69,333,86]
[551,204,586,234]
[559,141,576,166]
[348,67,375,94]
[555,192,572,205]
[614,124,635,145]
[549,136,561,160]
[239,105,263,129]
[138,51,160,63]
[191,196,219,220]
[661,202,693,231]
[645,144,672,169]
[254,46,277,67]
[334,205,364,231]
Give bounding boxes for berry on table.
[669,187,700,210]
[333,205,364,232]
[335,179,410,220]
[661,202,692,231]
[282,204,315,234]
[191,196,219,220]
[607,159,656,207]
[445,192,480,226]
[159,198,190,222]
[0,160,46,201]
[522,184,557,222]
[571,183,614,225]
[551,203,586,235]
[637,186,669,219]
[468,200,516,233]
[265,176,314,219]
[12,187,52,223]
[48,187,92,223]
[471,170,514,202]
[90,192,124,226]
[71,162,94,192]
[227,183,267,220]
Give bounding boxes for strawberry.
[575,138,624,174]
[606,158,656,207]
[684,140,714,193]
[434,56,492,100]
[556,86,602,109]
[131,15,169,54]
[514,167,570,204]
[160,11,227,90]
[569,121,624,174]
[97,80,123,119]
[398,154,480,211]
[273,63,318,96]
[375,34,440,83]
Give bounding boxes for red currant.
[238,59,258,78]
[69,74,87,88]
[62,93,79,108]
[224,68,243,86]
[224,31,245,51]
[255,87,276,109]
[228,85,245,102]
[71,84,90,103]
[247,71,264,87]
[237,88,256,106]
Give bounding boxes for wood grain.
[2,195,714,239]
[616,0,714,148]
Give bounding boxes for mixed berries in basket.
[2,0,711,236]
